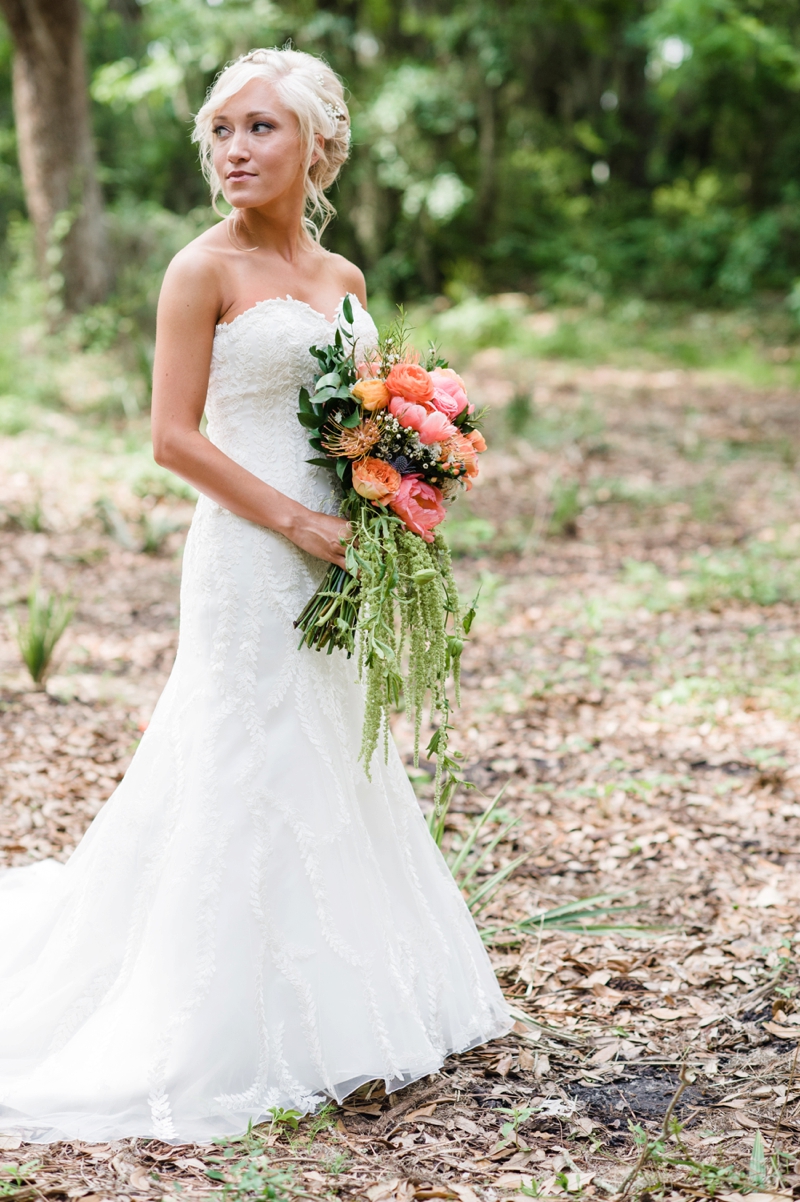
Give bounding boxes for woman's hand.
[285,509,352,568]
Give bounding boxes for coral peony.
[352,457,401,504]
[385,362,435,407]
[429,367,469,418]
[352,379,390,412]
[389,395,427,432]
[467,428,487,453]
[418,409,458,445]
[390,475,446,543]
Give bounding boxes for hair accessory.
[323,100,347,122]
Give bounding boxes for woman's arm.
[150,249,350,568]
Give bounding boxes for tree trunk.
[0,0,110,310]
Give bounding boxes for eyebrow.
[213,110,279,122]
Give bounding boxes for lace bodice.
[207,295,378,512]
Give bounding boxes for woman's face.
[211,77,311,211]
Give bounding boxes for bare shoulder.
[325,251,367,307]
[158,225,228,322]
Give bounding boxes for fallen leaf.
[450,1186,480,1202]
[0,1135,21,1151]
[752,886,785,908]
[129,1167,153,1191]
[588,1042,619,1064]
[534,1052,550,1078]
[764,1021,800,1040]
[454,1115,483,1137]
[518,1047,535,1071]
[648,1007,694,1021]
[405,1103,437,1120]
[495,1053,513,1077]
[366,1180,416,1202]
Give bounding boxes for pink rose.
[429,367,469,417]
[418,409,458,445]
[390,475,446,543]
[389,395,427,432]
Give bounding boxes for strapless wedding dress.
[0,295,510,1143]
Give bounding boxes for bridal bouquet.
[294,297,486,798]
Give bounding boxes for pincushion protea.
[322,415,382,459]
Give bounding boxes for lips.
[227,171,255,180]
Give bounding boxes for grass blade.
[448,785,507,877]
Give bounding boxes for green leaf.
[298,412,323,429]
[306,457,336,468]
[341,410,362,428]
[315,370,341,390]
[335,458,348,480]
[748,1129,766,1187]
[342,294,354,325]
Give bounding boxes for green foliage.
[1,0,800,310]
[14,580,75,686]
[624,535,800,611]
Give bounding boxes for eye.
[212,124,231,138]
[252,121,274,133]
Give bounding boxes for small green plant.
[95,496,135,549]
[748,1129,766,1189]
[0,1162,41,1197]
[548,478,582,536]
[139,508,184,554]
[10,491,46,532]
[497,1105,535,1147]
[265,1106,302,1133]
[15,579,74,685]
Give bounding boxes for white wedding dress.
[0,295,510,1144]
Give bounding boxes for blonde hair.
[193,48,351,240]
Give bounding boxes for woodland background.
[2,0,800,1199]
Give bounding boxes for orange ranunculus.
[389,475,446,543]
[467,428,487,453]
[352,379,390,412]
[385,362,435,407]
[352,457,401,504]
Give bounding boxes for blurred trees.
[0,0,799,308]
[0,0,108,309]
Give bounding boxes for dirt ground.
[1,353,799,1200]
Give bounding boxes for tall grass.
[15,580,74,685]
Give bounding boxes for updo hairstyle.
[193,47,351,240]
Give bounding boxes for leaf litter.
[1,358,800,1197]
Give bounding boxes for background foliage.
[2,0,800,322]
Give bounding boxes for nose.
[226,128,251,162]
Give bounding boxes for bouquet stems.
[294,563,360,656]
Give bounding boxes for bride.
[0,47,510,1144]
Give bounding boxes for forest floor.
[1,345,800,1200]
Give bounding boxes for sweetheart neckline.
[215,292,363,334]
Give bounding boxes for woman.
[0,48,510,1144]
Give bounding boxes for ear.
[309,131,325,167]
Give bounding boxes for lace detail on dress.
[0,295,511,1144]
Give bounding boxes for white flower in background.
[403,173,472,222]
[646,35,693,81]
[426,172,472,221]
[661,36,693,66]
